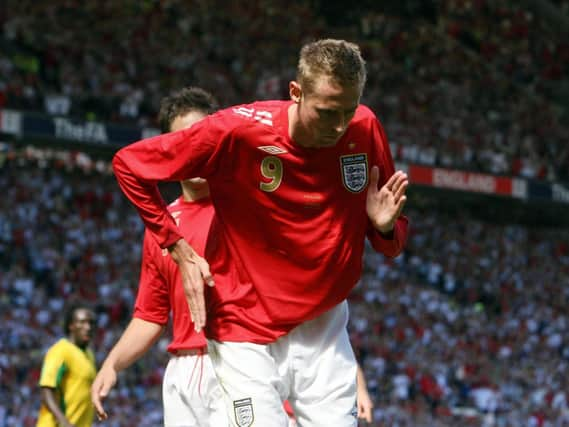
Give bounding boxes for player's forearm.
[40,387,71,426]
[112,150,182,248]
[356,364,368,391]
[368,215,408,257]
[102,318,164,372]
[112,131,206,249]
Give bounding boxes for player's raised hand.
[366,167,408,234]
[168,238,214,333]
[91,365,117,420]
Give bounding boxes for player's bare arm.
[91,318,164,420]
[168,238,214,333]
[356,365,374,422]
[366,167,408,234]
[40,387,75,427]
[91,365,116,421]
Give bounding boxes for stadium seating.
[1,1,567,181]
[1,1,568,425]
[1,144,568,426]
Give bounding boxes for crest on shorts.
[233,397,254,427]
[340,153,368,193]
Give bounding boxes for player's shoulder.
[52,338,69,349]
[352,104,378,123]
[217,100,288,129]
[349,104,386,136]
[45,338,69,356]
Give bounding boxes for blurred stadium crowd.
[1,146,568,427]
[1,0,568,426]
[1,0,568,181]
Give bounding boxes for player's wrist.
[167,238,184,253]
[378,228,394,239]
[372,220,394,236]
[100,359,118,372]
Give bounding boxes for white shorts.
[162,349,228,427]
[209,302,357,427]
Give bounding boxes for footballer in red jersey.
[113,39,408,426]
[92,87,227,426]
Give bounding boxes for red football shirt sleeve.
[366,117,409,257]
[112,114,232,248]
[133,231,170,324]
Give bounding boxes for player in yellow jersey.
[37,303,97,427]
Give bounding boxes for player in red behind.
[113,39,408,426]
[91,87,227,426]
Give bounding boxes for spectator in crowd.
[1,1,567,181]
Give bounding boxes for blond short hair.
[297,39,367,95]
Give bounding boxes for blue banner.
[1,108,159,147]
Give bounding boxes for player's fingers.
[364,405,373,422]
[386,171,405,195]
[192,282,206,333]
[383,170,402,191]
[391,172,408,196]
[395,195,407,216]
[187,267,206,332]
[91,380,102,402]
[95,405,108,421]
[98,379,112,398]
[197,258,215,287]
[393,180,408,203]
[357,403,372,423]
[184,276,200,324]
[180,261,198,319]
[92,386,107,419]
[96,409,108,421]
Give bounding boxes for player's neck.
[288,103,309,147]
[68,336,88,350]
[181,185,209,202]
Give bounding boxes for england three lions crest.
[340,154,368,193]
[233,398,254,427]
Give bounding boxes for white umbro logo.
[258,146,288,155]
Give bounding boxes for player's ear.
[289,81,301,103]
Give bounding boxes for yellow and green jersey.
[37,338,96,427]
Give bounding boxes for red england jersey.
[133,196,214,352]
[114,100,408,343]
